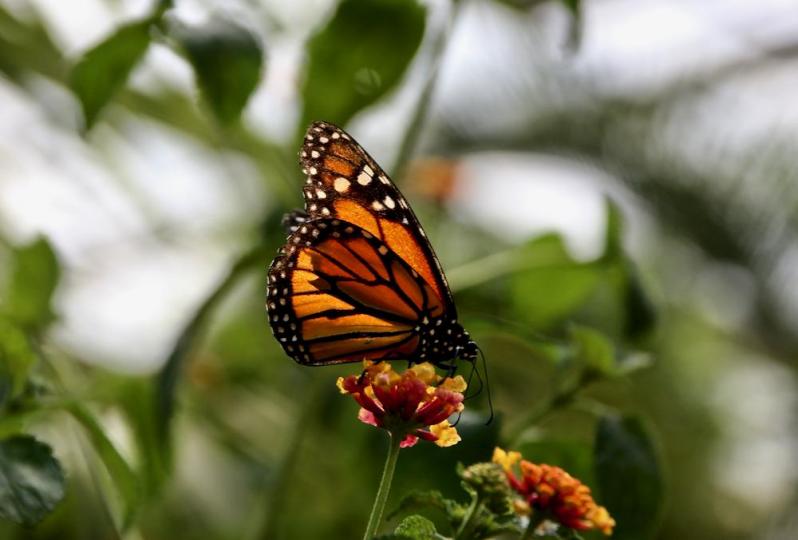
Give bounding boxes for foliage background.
[1,0,797,539]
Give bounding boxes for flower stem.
[454,495,481,539]
[362,433,403,540]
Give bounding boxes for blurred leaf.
[390,490,465,524]
[0,435,65,526]
[301,0,426,129]
[393,514,439,539]
[3,237,60,329]
[65,403,141,529]
[516,439,593,486]
[568,325,616,377]
[0,318,36,403]
[510,235,601,329]
[70,19,152,128]
[594,416,663,540]
[170,17,263,125]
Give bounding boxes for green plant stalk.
[363,433,403,540]
[454,494,482,539]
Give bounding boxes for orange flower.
[337,361,466,448]
[493,448,615,535]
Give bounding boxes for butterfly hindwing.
[268,218,447,365]
[299,121,454,312]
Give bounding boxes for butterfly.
[266,121,477,370]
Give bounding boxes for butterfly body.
[267,121,477,368]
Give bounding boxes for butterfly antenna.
[477,345,494,425]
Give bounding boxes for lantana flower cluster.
[337,361,466,448]
[493,447,616,536]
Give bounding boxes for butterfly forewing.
[299,121,454,311]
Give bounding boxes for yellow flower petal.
[492,447,522,471]
[431,420,461,447]
[440,375,467,392]
[336,377,348,394]
[410,362,439,384]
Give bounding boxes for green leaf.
[65,403,141,529]
[301,0,426,129]
[568,325,616,377]
[393,514,439,539]
[70,19,152,128]
[170,17,263,125]
[510,235,602,330]
[390,490,466,529]
[3,237,60,329]
[0,435,65,526]
[594,416,664,540]
[0,318,36,402]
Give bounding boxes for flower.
[493,447,616,535]
[337,361,467,448]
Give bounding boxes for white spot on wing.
[383,196,395,209]
[372,200,385,211]
[334,177,351,192]
[357,171,372,185]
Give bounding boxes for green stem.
[520,512,547,540]
[391,0,463,180]
[362,433,403,540]
[454,495,481,539]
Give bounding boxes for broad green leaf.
[393,514,439,539]
[510,235,601,329]
[70,19,152,128]
[516,440,593,487]
[0,435,65,526]
[568,325,616,377]
[0,318,36,402]
[170,18,263,125]
[594,416,663,540]
[3,237,60,329]
[301,0,426,129]
[65,403,141,529]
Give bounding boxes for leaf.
[301,0,426,129]
[70,19,153,128]
[0,435,65,526]
[65,403,141,529]
[3,237,60,329]
[0,318,36,402]
[393,514,439,539]
[510,235,602,330]
[390,490,466,529]
[170,17,264,125]
[568,325,617,377]
[594,416,664,540]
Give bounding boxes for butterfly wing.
[267,218,445,365]
[299,121,455,314]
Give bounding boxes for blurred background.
[1,0,797,539]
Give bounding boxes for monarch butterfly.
[267,121,477,370]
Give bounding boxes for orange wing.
[298,121,455,312]
[268,218,444,365]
